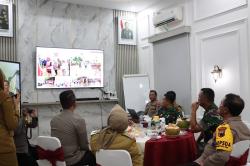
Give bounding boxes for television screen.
[0,60,20,104]
[36,47,104,89]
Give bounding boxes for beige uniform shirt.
[51,110,89,166]
[196,116,250,166]
[144,100,159,117]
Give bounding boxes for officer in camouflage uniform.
[158,91,183,124]
[144,90,160,117]
[198,103,223,142]
[186,94,250,166]
[190,88,223,155]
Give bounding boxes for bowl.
[152,116,160,122]
[176,119,190,130]
[165,125,180,136]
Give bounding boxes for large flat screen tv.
[36,47,104,89]
[0,60,20,94]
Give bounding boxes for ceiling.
[53,0,162,12]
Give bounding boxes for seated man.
[90,105,143,166]
[144,90,160,117]
[192,93,250,166]
[158,91,182,124]
[190,88,223,154]
[50,90,95,166]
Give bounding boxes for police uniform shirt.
[196,116,250,166]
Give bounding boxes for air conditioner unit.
[153,7,183,28]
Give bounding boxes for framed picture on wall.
[0,1,13,37]
[118,17,136,45]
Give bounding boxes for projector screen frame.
[36,46,105,89]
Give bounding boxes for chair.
[36,136,66,166]
[96,149,133,166]
[225,140,250,166]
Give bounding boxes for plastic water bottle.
[160,118,166,132]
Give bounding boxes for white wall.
[18,0,115,103]
[137,0,250,126]
[191,0,250,123]
[137,0,190,89]
[153,34,191,113]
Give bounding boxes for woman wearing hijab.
[0,69,19,166]
[90,104,142,166]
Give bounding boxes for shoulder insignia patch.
[215,123,233,152]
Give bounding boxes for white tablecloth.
[136,136,150,153]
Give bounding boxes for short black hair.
[150,90,157,96]
[223,93,244,116]
[201,88,215,102]
[164,91,176,104]
[60,90,76,109]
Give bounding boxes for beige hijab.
[96,104,128,150]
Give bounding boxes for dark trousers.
[71,151,96,166]
[17,153,38,166]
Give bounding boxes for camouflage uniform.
[144,101,159,117]
[198,103,223,143]
[157,106,182,124]
[174,103,184,117]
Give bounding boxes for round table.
[136,136,150,153]
[144,132,197,166]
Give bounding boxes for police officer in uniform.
[188,93,250,166]
[144,90,160,117]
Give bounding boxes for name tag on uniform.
[215,123,233,152]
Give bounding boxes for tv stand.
[22,98,118,106]
[76,97,99,101]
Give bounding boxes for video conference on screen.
[36,47,104,89]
